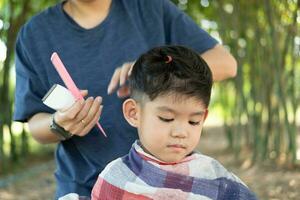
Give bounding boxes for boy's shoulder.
[96,154,150,192]
[193,152,245,185]
[98,157,125,178]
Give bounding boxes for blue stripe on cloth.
[192,177,258,200]
[122,147,258,200]
[164,172,194,192]
[122,149,167,188]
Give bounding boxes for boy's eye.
[189,121,200,126]
[158,116,174,122]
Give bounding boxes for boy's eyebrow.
[156,106,206,116]
[190,111,206,116]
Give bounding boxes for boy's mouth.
[167,144,186,149]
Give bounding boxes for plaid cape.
[91,141,257,200]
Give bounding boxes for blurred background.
[0,0,299,199]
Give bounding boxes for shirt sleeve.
[13,27,53,122]
[162,0,218,53]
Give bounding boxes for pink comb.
[51,52,107,137]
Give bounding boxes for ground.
[0,127,299,200]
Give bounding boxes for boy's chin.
[159,155,187,163]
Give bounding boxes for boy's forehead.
[158,93,203,103]
[148,94,206,110]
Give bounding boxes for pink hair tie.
[165,55,172,63]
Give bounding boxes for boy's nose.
[170,127,188,138]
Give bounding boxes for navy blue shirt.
[14,0,218,198]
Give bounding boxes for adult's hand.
[54,90,103,137]
[107,62,135,98]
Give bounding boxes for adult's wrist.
[49,114,73,140]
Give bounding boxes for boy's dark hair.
[129,45,213,107]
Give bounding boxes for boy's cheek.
[149,121,167,131]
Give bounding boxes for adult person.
[14,0,237,198]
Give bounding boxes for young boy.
[91,46,257,200]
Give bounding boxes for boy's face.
[123,94,208,163]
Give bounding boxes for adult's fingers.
[77,105,103,137]
[107,68,121,94]
[117,85,131,98]
[55,99,85,127]
[119,63,131,86]
[69,97,102,136]
[80,89,88,97]
[74,97,95,123]
[78,96,102,126]
[127,61,135,76]
[107,61,135,95]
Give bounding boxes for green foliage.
[174,0,300,166]
[0,0,57,173]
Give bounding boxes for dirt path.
[0,127,299,199]
[0,161,55,200]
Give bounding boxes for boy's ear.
[123,98,139,128]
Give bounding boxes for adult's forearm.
[28,113,61,144]
[201,44,237,81]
